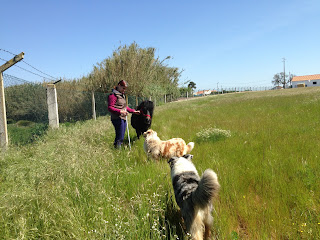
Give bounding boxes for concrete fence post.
[92,91,96,120]
[47,84,59,128]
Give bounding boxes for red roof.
[292,74,320,82]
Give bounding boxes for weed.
[195,127,231,142]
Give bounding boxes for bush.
[195,127,231,142]
[8,123,48,145]
[16,120,34,127]
[5,83,48,123]
[7,119,15,124]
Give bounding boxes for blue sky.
[1,0,320,91]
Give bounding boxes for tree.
[272,72,295,89]
[188,81,196,94]
[81,42,182,99]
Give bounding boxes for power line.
[0,57,55,81]
[0,49,15,56]
[0,48,57,80]
[21,60,56,80]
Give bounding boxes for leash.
[125,115,131,150]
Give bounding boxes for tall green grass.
[1,87,320,239]
[7,122,48,146]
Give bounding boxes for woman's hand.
[120,110,128,116]
[133,110,141,115]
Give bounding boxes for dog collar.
[141,110,151,118]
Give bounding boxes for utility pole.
[217,82,219,95]
[289,71,291,87]
[0,52,24,149]
[282,58,286,89]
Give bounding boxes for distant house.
[194,89,214,96]
[292,74,320,88]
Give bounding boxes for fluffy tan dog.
[143,129,195,160]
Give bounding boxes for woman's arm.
[108,94,121,115]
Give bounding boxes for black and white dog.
[131,100,154,139]
[168,154,220,240]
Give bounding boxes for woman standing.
[108,80,140,148]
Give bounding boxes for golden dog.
[143,129,194,160]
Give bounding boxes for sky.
[1,0,320,91]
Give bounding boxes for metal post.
[283,58,286,89]
[126,116,131,150]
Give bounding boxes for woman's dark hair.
[118,80,128,87]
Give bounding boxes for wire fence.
[3,73,276,124]
[4,74,48,123]
[1,73,278,146]
[2,74,184,124]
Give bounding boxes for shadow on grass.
[161,195,188,240]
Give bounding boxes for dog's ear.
[183,154,193,161]
[143,129,152,138]
[168,157,178,167]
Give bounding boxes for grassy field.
[1,87,319,239]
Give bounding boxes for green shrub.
[16,120,34,127]
[8,123,48,145]
[6,119,15,124]
[5,83,48,122]
[195,127,231,142]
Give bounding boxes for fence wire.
[3,74,48,123]
[3,73,276,125]
[3,73,33,87]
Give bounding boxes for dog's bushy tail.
[192,169,220,208]
[186,142,195,153]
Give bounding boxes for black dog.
[131,100,154,139]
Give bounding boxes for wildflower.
[196,127,231,142]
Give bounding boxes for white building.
[292,74,320,88]
[194,89,214,96]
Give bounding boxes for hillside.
[1,87,320,239]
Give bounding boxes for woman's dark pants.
[111,118,126,148]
